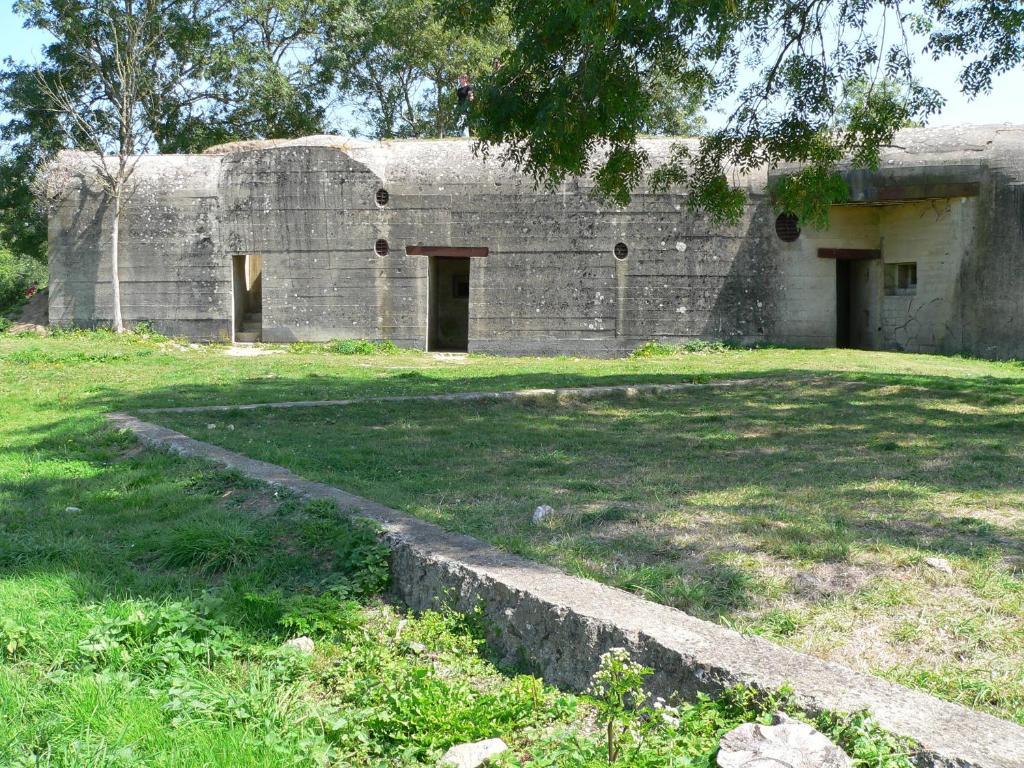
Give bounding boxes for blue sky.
[3,2,1023,133]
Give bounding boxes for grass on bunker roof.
[3,329,1024,730]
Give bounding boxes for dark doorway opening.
[429,257,470,351]
[836,259,872,349]
[232,254,263,342]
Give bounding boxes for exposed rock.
[207,423,217,430]
[924,557,954,575]
[439,738,508,768]
[65,506,81,514]
[791,565,872,600]
[717,714,852,768]
[791,572,825,598]
[532,505,555,524]
[283,636,315,653]
[408,641,427,655]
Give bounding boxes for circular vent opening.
[375,188,390,207]
[374,238,390,257]
[613,242,629,260]
[775,213,801,242]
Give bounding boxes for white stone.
[207,423,216,430]
[717,714,852,768]
[532,505,555,524]
[65,506,81,514]
[439,738,508,768]
[924,557,954,575]
[283,636,315,653]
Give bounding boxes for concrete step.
[235,331,261,342]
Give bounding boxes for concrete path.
[136,377,772,414]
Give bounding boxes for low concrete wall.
[107,412,1024,768]
[133,379,761,415]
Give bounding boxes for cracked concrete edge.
[106,411,1024,768]
[134,378,766,414]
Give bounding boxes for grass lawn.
[3,330,1024,739]
[0,330,921,765]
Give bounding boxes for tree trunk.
[111,188,124,333]
[435,77,444,138]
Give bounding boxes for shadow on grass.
[35,366,1017,623]
[0,406,574,642]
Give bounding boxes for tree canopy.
[3,0,1023,265]
[0,0,498,262]
[447,0,1023,225]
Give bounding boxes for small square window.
[453,277,470,299]
[885,263,917,296]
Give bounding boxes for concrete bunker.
[46,127,1024,359]
[232,254,263,342]
[779,173,985,353]
[408,245,487,352]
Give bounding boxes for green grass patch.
[3,330,1024,747]
[287,338,402,355]
[150,360,1024,724]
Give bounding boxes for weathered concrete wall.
[878,199,975,353]
[219,143,428,345]
[959,136,1024,359]
[778,206,881,348]
[834,127,1024,359]
[789,198,979,353]
[343,140,781,356]
[48,127,1024,358]
[48,154,227,340]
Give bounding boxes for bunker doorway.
[428,256,470,351]
[836,259,873,350]
[232,254,263,342]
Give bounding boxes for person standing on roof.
[456,73,474,137]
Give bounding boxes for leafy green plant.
[298,501,391,598]
[815,710,916,768]
[129,320,169,341]
[1,618,30,659]
[589,647,654,763]
[0,246,44,313]
[630,341,677,358]
[287,339,403,355]
[320,612,563,764]
[77,600,240,674]
[631,339,740,358]
[279,593,363,638]
[329,339,401,355]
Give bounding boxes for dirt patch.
[8,289,48,334]
[788,562,876,600]
[225,344,283,357]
